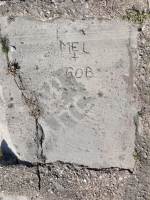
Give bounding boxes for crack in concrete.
[13,72,45,190]
[36,164,41,191]
[9,68,43,160]
[8,59,45,163]
[13,71,45,191]
[14,72,45,168]
[0,33,46,190]
[35,120,46,191]
[36,120,46,164]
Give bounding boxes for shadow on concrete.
[0,139,33,167]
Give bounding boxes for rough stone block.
[0,17,138,168]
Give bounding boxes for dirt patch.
[0,0,148,21]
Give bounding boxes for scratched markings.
[59,40,93,78]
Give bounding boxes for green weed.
[137,111,144,117]
[123,9,150,24]
[134,153,140,161]
[38,154,46,163]
[0,37,9,54]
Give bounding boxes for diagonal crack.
[9,64,45,190]
[11,68,45,188]
[0,33,46,190]
[13,70,45,165]
[6,59,45,165]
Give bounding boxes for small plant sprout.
[0,36,9,54]
[137,111,145,117]
[7,61,19,76]
[134,153,140,162]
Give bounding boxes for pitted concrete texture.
[0,194,30,200]
[0,17,138,169]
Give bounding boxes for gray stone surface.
[0,17,138,168]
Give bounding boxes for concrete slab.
[0,17,138,169]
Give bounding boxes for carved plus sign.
[71,52,79,61]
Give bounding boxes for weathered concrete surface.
[0,194,30,200]
[0,17,138,168]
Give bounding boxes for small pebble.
[10,46,16,52]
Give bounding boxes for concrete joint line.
[37,164,41,191]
